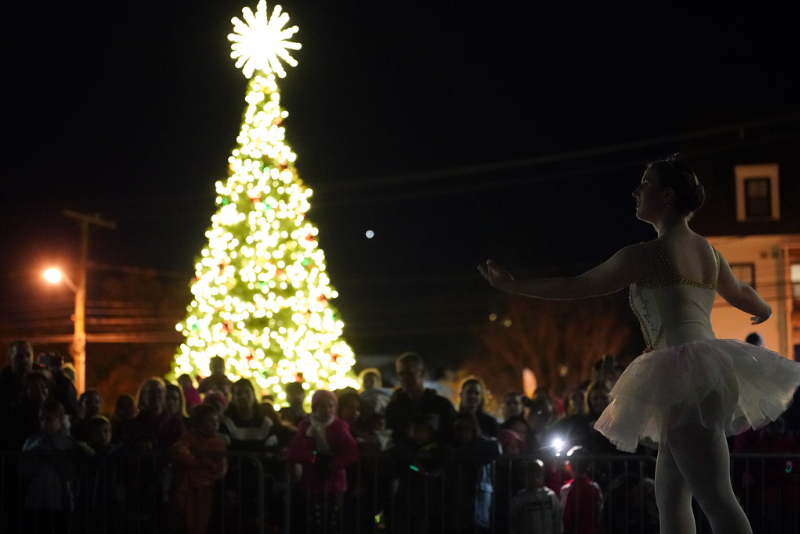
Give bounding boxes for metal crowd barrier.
[1,450,798,533]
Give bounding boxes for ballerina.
[479,156,800,534]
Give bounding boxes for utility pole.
[63,210,116,394]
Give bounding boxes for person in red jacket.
[287,389,359,533]
[560,446,603,534]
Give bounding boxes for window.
[791,263,800,300]
[735,164,780,221]
[731,263,755,289]
[744,178,771,218]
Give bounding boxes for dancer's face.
[632,168,666,223]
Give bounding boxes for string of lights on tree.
[173,1,358,402]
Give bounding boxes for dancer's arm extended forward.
[716,253,772,325]
[479,245,642,300]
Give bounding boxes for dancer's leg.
[668,423,752,534]
[655,438,696,534]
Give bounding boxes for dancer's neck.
[653,212,690,238]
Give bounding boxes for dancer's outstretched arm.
[716,253,772,324]
[479,244,643,300]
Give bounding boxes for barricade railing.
[2,449,798,533]
[0,449,268,534]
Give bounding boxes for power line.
[312,113,800,194]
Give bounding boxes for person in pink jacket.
[287,389,359,533]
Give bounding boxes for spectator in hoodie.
[385,352,457,446]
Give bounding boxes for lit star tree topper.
[172,2,358,403]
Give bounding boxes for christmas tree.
[173,1,357,403]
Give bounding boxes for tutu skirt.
[594,339,800,453]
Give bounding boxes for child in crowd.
[358,368,392,417]
[494,429,529,534]
[510,459,562,534]
[447,412,501,533]
[336,387,361,436]
[169,404,228,534]
[560,446,603,534]
[392,413,453,534]
[20,400,77,527]
[110,394,136,443]
[287,389,359,534]
[75,415,125,532]
[357,413,392,452]
[72,389,103,442]
[279,381,308,426]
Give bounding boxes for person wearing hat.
[286,389,359,533]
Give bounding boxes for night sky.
[4,1,800,365]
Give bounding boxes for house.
[689,137,800,360]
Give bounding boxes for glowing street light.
[44,268,62,284]
[44,267,78,292]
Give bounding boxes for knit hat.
[311,389,338,411]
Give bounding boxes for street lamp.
[43,267,84,393]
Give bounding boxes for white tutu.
[594,339,800,453]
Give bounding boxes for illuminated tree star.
[229,1,301,79]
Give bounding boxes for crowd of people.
[1,339,799,534]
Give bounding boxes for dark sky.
[4,1,800,363]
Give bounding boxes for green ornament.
[301,258,310,266]
[221,198,229,206]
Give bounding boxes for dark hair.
[86,415,111,433]
[647,155,705,215]
[396,351,424,370]
[80,389,101,402]
[40,400,65,419]
[24,372,51,388]
[408,412,439,433]
[191,403,219,424]
[745,332,765,346]
[335,387,360,411]
[454,411,483,439]
[285,381,304,395]
[566,445,591,475]
[8,340,33,358]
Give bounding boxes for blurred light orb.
[44,268,62,284]
[365,230,374,239]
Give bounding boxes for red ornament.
[276,269,285,277]
[317,295,328,303]
[295,372,304,382]
[247,348,255,362]
[219,262,228,274]
[330,353,339,363]
[305,234,314,242]
[272,117,283,125]
[248,192,261,204]
[222,320,234,334]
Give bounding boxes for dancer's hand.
[751,304,772,325]
[478,260,515,293]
